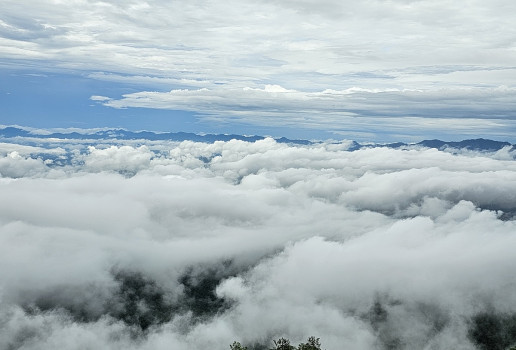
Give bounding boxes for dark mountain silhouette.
[377,139,513,152]
[417,138,512,151]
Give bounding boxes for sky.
[3,3,516,348]
[2,0,516,142]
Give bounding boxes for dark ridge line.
[360,138,514,152]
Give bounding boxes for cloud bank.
[101,85,516,141]
[1,136,516,349]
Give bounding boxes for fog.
[1,138,516,349]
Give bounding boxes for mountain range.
[0,126,513,152]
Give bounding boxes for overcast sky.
[1,0,516,141]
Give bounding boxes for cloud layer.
[1,136,516,349]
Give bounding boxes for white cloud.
[83,145,153,174]
[0,151,50,178]
[89,95,111,101]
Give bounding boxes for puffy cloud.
[0,151,50,178]
[83,145,153,174]
[1,137,516,349]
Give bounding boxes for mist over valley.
[1,129,515,349]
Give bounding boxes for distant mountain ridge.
[0,126,513,152]
[415,138,513,151]
[0,126,311,145]
[361,139,513,152]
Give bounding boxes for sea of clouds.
[1,137,516,350]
